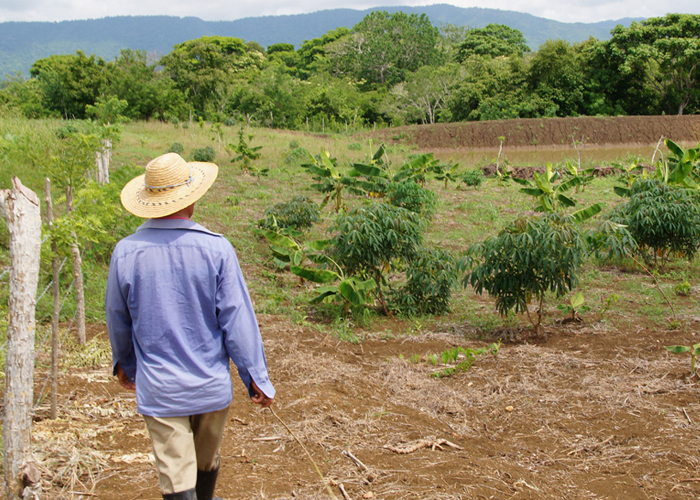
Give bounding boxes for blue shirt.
[105,218,275,417]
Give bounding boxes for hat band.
[144,168,193,192]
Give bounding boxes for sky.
[0,0,698,25]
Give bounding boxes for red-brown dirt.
[371,115,700,149]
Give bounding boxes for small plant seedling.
[600,293,619,319]
[557,291,591,322]
[424,343,500,378]
[664,343,700,376]
[674,281,693,297]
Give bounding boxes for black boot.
[163,489,196,500]
[196,466,222,500]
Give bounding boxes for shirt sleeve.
[216,247,276,399]
[105,251,136,383]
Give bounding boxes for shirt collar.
[136,218,221,236]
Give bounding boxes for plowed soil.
[371,115,700,149]
[24,116,700,499]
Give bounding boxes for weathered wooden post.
[65,185,86,345]
[44,179,60,420]
[1,177,42,499]
[95,138,111,184]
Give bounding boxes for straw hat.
[120,153,219,218]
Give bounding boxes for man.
[106,152,275,500]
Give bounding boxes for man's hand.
[116,363,136,391]
[250,381,274,408]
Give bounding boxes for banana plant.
[660,138,699,188]
[613,161,647,197]
[664,343,700,376]
[301,150,360,212]
[564,160,595,192]
[348,144,392,197]
[252,227,330,273]
[614,139,700,197]
[429,161,461,189]
[291,263,377,311]
[254,226,376,310]
[393,153,441,187]
[514,163,603,221]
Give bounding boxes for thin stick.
[650,136,665,165]
[339,483,352,500]
[682,407,692,425]
[269,407,339,500]
[342,450,368,471]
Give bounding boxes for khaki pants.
[143,406,230,494]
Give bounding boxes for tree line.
[1,11,699,130]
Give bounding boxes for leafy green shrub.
[192,146,216,162]
[223,117,238,126]
[284,146,310,166]
[168,142,184,155]
[258,196,321,231]
[610,179,700,265]
[466,213,587,332]
[330,201,423,314]
[347,142,362,150]
[461,169,484,188]
[386,181,436,220]
[391,247,459,316]
[289,139,300,149]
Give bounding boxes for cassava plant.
[329,201,423,315]
[466,213,588,334]
[609,178,700,266]
[391,247,459,316]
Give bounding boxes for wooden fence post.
[65,185,86,345]
[0,177,42,500]
[44,179,60,420]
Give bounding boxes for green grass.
[2,115,700,351]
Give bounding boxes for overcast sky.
[0,0,698,24]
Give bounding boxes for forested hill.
[0,4,639,77]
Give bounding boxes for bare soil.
[26,116,700,499]
[34,313,700,500]
[370,115,700,150]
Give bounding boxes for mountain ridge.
[0,4,641,77]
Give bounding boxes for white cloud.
[0,0,698,24]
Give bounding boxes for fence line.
[33,308,79,410]
[34,277,75,359]
[35,256,69,305]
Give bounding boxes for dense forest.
[1,11,698,131]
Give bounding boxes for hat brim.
[120,161,219,218]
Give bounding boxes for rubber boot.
[163,489,196,500]
[196,466,222,500]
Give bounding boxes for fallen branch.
[342,450,368,471]
[384,438,463,454]
[339,483,352,500]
